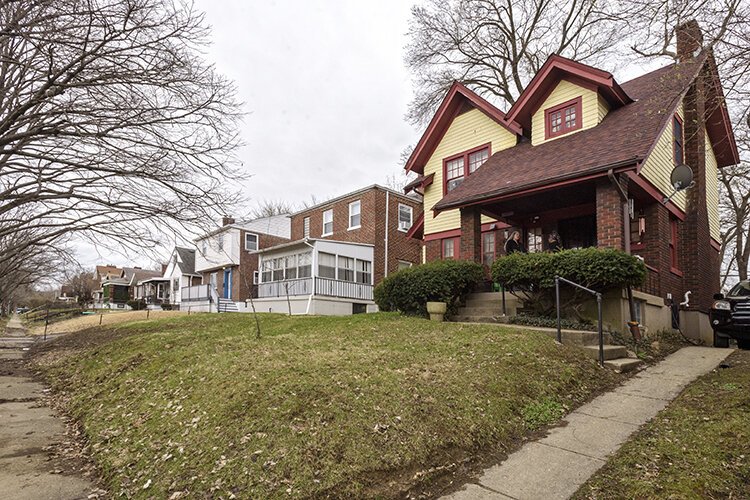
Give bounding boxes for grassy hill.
[31,312,623,498]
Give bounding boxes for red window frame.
[442,143,491,195]
[673,114,684,165]
[544,96,583,139]
[669,218,682,275]
[442,237,459,260]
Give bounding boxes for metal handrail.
[555,276,605,367]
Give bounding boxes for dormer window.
[545,97,582,139]
[443,144,491,193]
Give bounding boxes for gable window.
[245,233,258,251]
[443,144,491,193]
[442,238,458,259]
[673,114,684,165]
[398,204,413,232]
[303,216,310,238]
[545,97,582,139]
[322,209,333,236]
[217,234,224,252]
[348,200,361,229]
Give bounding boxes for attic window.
[545,97,582,139]
[443,144,491,194]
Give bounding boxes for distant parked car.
[15,307,29,314]
[710,280,750,349]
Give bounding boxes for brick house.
[289,184,423,283]
[252,185,423,315]
[193,215,291,304]
[404,21,738,339]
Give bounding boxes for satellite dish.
[662,164,694,204]
[670,164,694,191]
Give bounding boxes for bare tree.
[250,200,295,219]
[62,268,98,306]
[0,0,242,270]
[404,0,623,124]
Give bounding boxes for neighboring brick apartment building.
[289,184,423,284]
[404,21,738,338]
[194,215,291,301]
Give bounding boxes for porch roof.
[434,53,709,213]
[256,238,374,254]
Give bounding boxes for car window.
[728,281,750,297]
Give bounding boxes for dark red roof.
[434,53,712,212]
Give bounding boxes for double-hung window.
[348,200,361,229]
[272,257,284,281]
[338,256,355,282]
[444,145,490,193]
[482,232,496,266]
[298,252,312,278]
[442,238,457,259]
[245,233,258,251]
[398,204,413,232]
[303,217,310,238]
[318,252,336,279]
[285,255,297,280]
[322,209,333,236]
[545,97,582,139]
[670,218,680,273]
[357,260,372,284]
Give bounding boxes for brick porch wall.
[595,179,625,250]
[459,207,482,262]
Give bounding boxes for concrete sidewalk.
[1,316,99,500]
[443,346,733,500]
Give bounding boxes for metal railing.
[181,284,211,302]
[315,277,373,301]
[555,276,605,367]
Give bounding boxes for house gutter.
[384,190,390,278]
[607,168,640,339]
[303,239,316,315]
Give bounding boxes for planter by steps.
[426,301,447,322]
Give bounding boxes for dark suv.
[710,280,750,349]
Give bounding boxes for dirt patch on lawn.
[29,310,187,336]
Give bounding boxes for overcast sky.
[74,0,665,271]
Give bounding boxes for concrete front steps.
[454,292,643,373]
[217,298,239,313]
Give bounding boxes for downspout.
[384,190,390,278]
[607,169,639,339]
[303,239,316,315]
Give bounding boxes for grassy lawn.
[31,312,624,499]
[574,349,750,499]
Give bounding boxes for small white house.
[162,247,201,308]
[253,238,378,315]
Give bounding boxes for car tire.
[714,331,730,348]
[737,339,750,350]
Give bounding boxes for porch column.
[459,207,482,263]
[595,180,625,250]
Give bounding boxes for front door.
[223,268,232,299]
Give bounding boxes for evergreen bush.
[374,260,484,318]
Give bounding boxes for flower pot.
[426,301,447,322]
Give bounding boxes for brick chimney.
[676,20,703,62]
[222,216,235,226]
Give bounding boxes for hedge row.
[491,247,646,291]
[374,260,484,317]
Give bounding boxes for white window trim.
[348,200,361,230]
[397,204,413,232]
[322,209,334,237]
[245,232,259,251]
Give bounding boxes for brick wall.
[595,180,625,250]
[459,207,481,262]
[425,239,442,262]
[290,186,422,284]
[634,201,684,302]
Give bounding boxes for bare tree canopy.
[0,0,243,271]
[250,200,294,219]
[404,0,622,124]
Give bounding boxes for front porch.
[253,238,376,315]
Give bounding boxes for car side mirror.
[713,293,725,300]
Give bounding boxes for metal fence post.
[501,284,507,316]
[597,293,604,367]
[555,277,561,343]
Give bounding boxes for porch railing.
[181,284,211,302]
[257,277,373,301]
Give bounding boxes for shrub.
[509,313,593,331]
[374,260,485,318]
[491,248,646,318]
[127,299,147,310]
[492,248,646,291]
